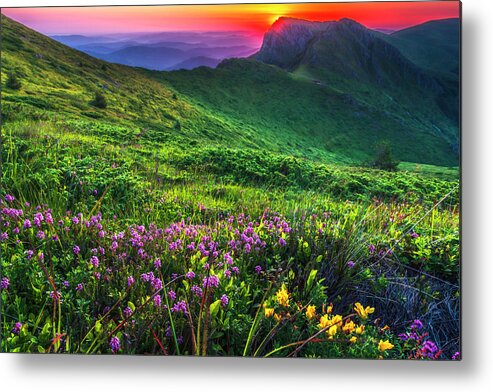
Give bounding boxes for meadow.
[0,14,460,358]
[1,116,459,358]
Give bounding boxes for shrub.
[5,72,21,90]
[90,91,107,109]
[371,141,399,171]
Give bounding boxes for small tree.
[6,72,21,90]
[91,91,107,109]
[371,141,399,171]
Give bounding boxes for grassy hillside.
[0,14,460,358]
[2,15,458,167]
[0,15,262,153]
[388,18,460,77]
[156,58,458,166]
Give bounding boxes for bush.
[371,141,399,171]
[90,91,107,109]
[6,72,21,90]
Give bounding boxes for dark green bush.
[371,141,399,171]
[91,91,107,109]
[5,72,21,90]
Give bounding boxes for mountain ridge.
[1,14,459,166]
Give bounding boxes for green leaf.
[210,299,222,318]
[306,269,318,292]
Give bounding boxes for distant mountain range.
[2,15,459,166]
[51,31,260,70]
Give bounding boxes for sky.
[2,1,460,39]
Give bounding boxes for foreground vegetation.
[1,119,459,358]
[0,14,459,358]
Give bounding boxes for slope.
[388,18,460,77]
[0,14,265,151]
[1,14,458,166]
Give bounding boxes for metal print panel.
[0,1,461,359]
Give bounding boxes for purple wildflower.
[168,290,177,301]
[50,291,61,302]
[123,307,133,318]
[421,340,439,358]
[452,352,461,360]
[151,278,163,291]
[398,333,409,341]
[76,283,84,292]
[411,319,423,330]
[191,285,203,297]
[220,294,229,308]
[185,271,195,280]
[203,275,219,289]
[171,300,187,314]
[153,295,162,307]
[11,322,22,335]
[5,194,15,203]
[127,276,135,287]
[254,265,262,274]
[279,237,287,247]
[347,260,356,268]
[109,336,120,353]
[23,219,32,229]
[63,281,70,288]
[1,277,9,290]
[90,255,99,268]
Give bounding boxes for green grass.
[2,14,458,167]
[0,14,460,358]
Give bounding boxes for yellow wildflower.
[318,314,330,329]
[276,284,290,307]
[327,325,338,337]
[306,305,316,320]
[325,304,333,314]
[349,336,357,344]
[378,339,394,352]
[354,302,375,320]
[274,313,282,322]
[330,314,343,329]
[381,325,390,331]
[355,325,365,335]
[319,314,343,336]
[264,307,275,318]
[342,319,355,334]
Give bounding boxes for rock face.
[255,17,441,92]
[255,17,330,69]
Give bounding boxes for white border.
[1,1,492,391]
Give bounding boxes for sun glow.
[265,4,291,26]
[2,2,460,36]
[269,15,281,25]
